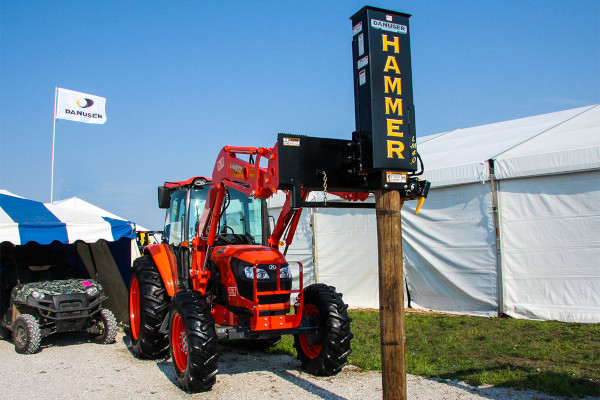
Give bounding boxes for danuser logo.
[76,98,94,108]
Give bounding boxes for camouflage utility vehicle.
[0,278,117,354]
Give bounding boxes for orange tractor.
[128,134,428,391]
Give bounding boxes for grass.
[266,310,600,397]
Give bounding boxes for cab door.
[164,188,190,289]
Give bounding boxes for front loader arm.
[196,145,280,248]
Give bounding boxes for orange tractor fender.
[143,243,179,297]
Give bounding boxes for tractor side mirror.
[158,186,171,209]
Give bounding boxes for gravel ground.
[0,328,597,400]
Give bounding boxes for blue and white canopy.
[0,191,136,245]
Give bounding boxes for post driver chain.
[321,170,328,206]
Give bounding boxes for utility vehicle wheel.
[13,314,41,354]
[294,284,353,376]
[169,290,219,392]
[129,255,170,359]
[93,308,117,344]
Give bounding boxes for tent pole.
[50,87,58,204]
[488,160,505,316]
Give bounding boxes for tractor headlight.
[244,266,270,280]
[86,286,99,296]
[280,266,292,279]
[30,290,45,300]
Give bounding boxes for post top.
[350,5,411,20]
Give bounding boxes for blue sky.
[1,0,598,230]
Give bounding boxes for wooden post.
[375,189,407,400]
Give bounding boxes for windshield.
[220,188,263,244]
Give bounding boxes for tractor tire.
[169,290,219,392]
[13,314,41,354]
[93,308,117,344]
[294,284,353,376]
[129,255,170,359]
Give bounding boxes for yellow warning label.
[386,171,407,183]
[282,137,300,147]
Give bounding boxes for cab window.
[189,186,207,239]
[167,190,187,245]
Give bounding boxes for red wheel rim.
[129,277,140,340]
[171,312,188,373]
[299,303,322,359]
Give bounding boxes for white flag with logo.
[55,88,107,125]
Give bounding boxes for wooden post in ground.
[375,189,407,400]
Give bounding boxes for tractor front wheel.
[129,255,170,359]
[294,284,353,376]
[169,290,219,392]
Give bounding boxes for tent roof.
[0,192,136,246]
[419,105,599,188]
[53,197,150,232]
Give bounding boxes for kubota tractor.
[128,134,429,392]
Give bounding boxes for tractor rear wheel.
[169,290,219,392]
[129,255,170,359]
[294,284,353,376]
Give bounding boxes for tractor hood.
[211,245,285,265]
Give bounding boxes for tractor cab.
[159,176,269,248]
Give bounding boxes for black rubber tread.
[93,308,118,344]
[293,283,353,376]
[169,290,219,392]
[13,314,41,354]
[129,255,170,359]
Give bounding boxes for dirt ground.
[0,327,596,400]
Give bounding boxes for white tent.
[269,105,600,323]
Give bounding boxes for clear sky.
[1,0,598,230]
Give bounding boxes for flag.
[55,88,107,125]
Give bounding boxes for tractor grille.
[236,279,292,305]
[230,258,292,305]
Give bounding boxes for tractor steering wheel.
[221,225,234,234]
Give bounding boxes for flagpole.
[51,87,58,203]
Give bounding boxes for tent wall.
[499,170,600,323]
[266,193,316,288]
[402,183,499,316]
[312,207,381,309]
